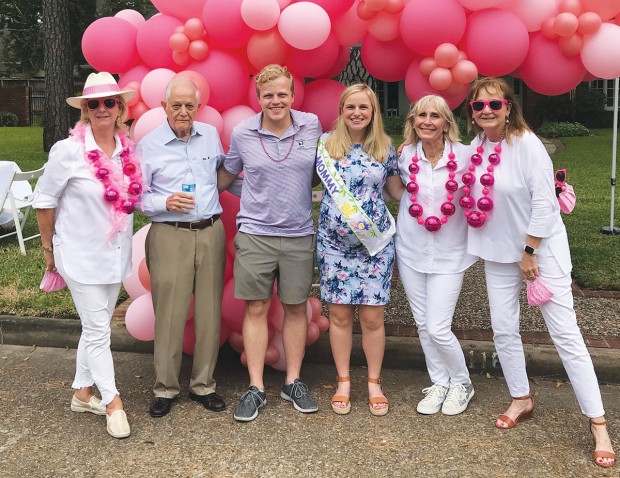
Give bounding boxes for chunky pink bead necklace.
[406,143,458,232]
[459,132,504,228]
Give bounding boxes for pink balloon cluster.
[169,18,210,66]
[541,0,603,56]
[419,43,478,92]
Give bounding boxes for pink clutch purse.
[558,184,576,214]
[526,277,554,307]
[40,270,67,293]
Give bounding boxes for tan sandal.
[590,419,617,468]
[331,376,351,415]
[496,395,535,429]
[368,377,389,417]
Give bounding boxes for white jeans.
[56,253,120,406]
[485,258,605,418]
[398,260,470,387]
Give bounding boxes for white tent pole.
[602,77,619,235]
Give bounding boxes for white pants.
[398,260,470,387]
[485,258,604,417]
[56,253,120,406]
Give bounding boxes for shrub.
[382,115,405,135]
[536,122,590,138]
[0,111,18,127]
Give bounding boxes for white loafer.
[106,410,131,439]
[71,395,106,415]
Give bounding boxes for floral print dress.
[317,143,399,305]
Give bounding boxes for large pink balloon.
[581,0,620,21]
[400,0,466,56]
[221,105,257,149]
[196,105,224,134]
[368,11,401,42]
[140,68,176,109]
[286,32,339,78]
[133,107,167,143]
[461,9,529,76]
[122,224,151,300]
[361,34,415,82]
[188,50,250,111]
[151,0,206,22]
[203,0,252,49]
[317,45,351,79]
[279,2,331,50]
[247,29,289,71]
[176,70,211,107]
[519,32,587,95]
[125,294,155,341]
[119,64,151,89]
[241,0,281,31]
[137,15,183,70]
[333,1,369,46]
[581,23,620,79]
[114,9,146,29]
[300,79,345,131]
[82,17,140,74]
[292,0,356,17]
[405,58,468,109]
[502,0,559,32]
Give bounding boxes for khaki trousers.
[146,220,226,398]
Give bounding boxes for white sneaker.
[106,410,131,439]
[416,384,448,415]
[441,383,475,416]
[70,395,106,415]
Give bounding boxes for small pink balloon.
[241,0,281,31]
[229,330,245,353]
[308,297,322,318]
[451,59,478,84]
[246,29,289,70]
[172,50,191,66]
[278,2,331,50]
[265,344,279,365]
[300,79,346,131]
[559,0,582,15]
[405,58,468,109]
[133,107,167,143]
[368,11,401,42]
[125,294,155,341]
[434,43,460,68]
[558,33,583,56]
[184,18,205,41]
[305,322,320,346]
[366,0,389,11]
[384,0,405,14]
[419,57,438,76]
[189,40,209,61]
[114,9,146,29]
[334,1,369,46]
[554,12,579,36]
[315,315,330,333]
[541,17,558,39]
[169,32,190,52]
[578,12,602,35]
[429,67,453,90]
[141,68,176,109]
[357,0,379,20]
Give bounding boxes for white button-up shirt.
[396,141,478,274]
[32,126,132,284]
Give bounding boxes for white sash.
[316,136,395,257]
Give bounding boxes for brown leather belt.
[162,215,220,230]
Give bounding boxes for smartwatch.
[524,245,537,255]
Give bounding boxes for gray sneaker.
[280,379,318,413]
[441,382,475,416]
[233,386,267,422]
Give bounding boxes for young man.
[218,65,322,422]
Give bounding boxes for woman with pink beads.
[396,95,477,416]
[465,77,615,468]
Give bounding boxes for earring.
[505,116,510,124]
[471,119,475,124]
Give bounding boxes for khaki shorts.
[233,232,315,304]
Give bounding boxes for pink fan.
[558,184,576,214]
[40,270,67,293]
[526,277,554,307]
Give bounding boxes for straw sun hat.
[66,72,136,109]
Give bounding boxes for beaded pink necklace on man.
[258,133,295,163]
[406,142,458,232]
[459,131,504,228]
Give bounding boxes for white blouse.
[466,131,571,274]
[395,141,478,274]
[33,126,132,284]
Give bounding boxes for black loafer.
[150,397,174,417]
[188,392,226,412]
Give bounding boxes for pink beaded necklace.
[406,143,458,232]
[259,133,295,163]
[459,131,504,228]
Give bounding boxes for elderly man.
[218,64,322,422]
[140,77,226,418]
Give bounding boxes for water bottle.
[182,168,196,196]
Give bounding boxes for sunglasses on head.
[86,98,119,110]
[470,99,508,112]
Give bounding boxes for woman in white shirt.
[396,95,477,416]
[465,77,615,468]
[34,72,143,439]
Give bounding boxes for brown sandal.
[496,395,535,429]
[331,376,351,415]
[590,419,617,468]
[368,377,389,416]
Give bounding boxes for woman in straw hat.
[33,72,144,439]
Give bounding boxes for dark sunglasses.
[470,99,508,112]
[86,98,119,110]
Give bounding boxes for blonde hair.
[403,95,460,145]
[255,64,294,97]
[465,77,530,143]
[325,83,391,163]
[80,95,129,131]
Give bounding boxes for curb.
[2,315,619,384]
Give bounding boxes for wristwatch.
[524,245,537,255]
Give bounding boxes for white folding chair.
[0,165,45,255]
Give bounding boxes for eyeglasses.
[469,99,508,112]
[555,169,567,197]
[86,98,119,110]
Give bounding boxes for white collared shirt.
[395,141,478,274]
[32,125,132,284]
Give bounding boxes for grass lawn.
[0,126,618,319]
